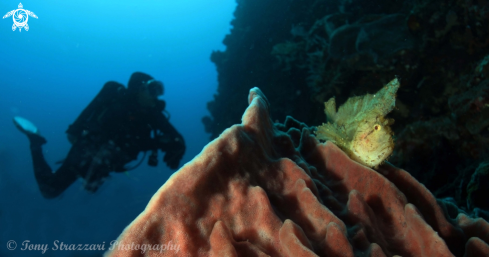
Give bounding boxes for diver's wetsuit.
[29,73,185,199]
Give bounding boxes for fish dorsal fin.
[324,97,337,123]
[334,78,399,125]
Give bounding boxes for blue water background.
[0,1,235,256]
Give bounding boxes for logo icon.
[3,3,38,32]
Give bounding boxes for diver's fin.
[13,116,40,135]
[13,116,47,146]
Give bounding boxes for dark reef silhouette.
[204,0,489,217]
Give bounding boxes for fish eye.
[374,124,381,131]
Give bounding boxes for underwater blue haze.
[0,0,236,256]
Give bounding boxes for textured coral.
[391,73,489,207]
[328,14,413,61]
[108,88,489,256]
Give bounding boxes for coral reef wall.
[204,0,335,138]
[205,0,489,215]
[109,88,489,256]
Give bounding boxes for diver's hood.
[128,72,154,94]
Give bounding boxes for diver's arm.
[155,113,186,169]
[155,114,185,149]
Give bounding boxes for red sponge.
[106,88,488,257]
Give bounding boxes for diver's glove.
[162,136,185,169]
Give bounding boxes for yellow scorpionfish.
[315,78,400,168]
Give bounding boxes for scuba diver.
[13,72,186,199]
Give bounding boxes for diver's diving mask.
[143,79,164,97]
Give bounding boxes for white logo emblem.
[3,3,38,32]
